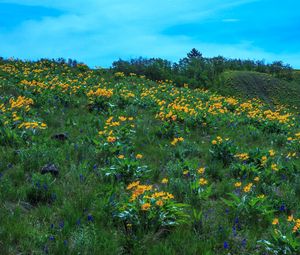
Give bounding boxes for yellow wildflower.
[156,200,164,206]
[197,167,205,174]
[234,182,242,188]
[271,163,278,171]
[272,218,279,225]
[199,178,208,186]
[126,181,140,190]
[161,178,168,184]
[269,150,275,157]
[141,203,151,211]
[243,183,253,193]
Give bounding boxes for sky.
[0,0,299,68]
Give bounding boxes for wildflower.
[126,181,140,190]
[141,203,151,211]
[211,140,217,145]
[183,170,189,176]
[136,154,143,159]
[271,163,278,171]
[269,149,275,157]
[216,136,223,142]
[279,204,286,212]
[288,215,294,222]
[79,174,84,182]
[161,178,168,184]
[118,154,125,159]
[199,178,208,186]
[171,138,178,146]
[292,219,300,232]
[257,194,265,199]
[235,153,249,161]
[87,214,94,222]
[234,182,242,188]
[261,156,268,166]
[59,221,64,228]
[223,241,229,249]
[119,116,127,121]
[272,218,279,225]
[243,183,253,193]
[241,239,247,248]
[156,200,164,206]
[107,136,116,143]
[197,167,205,174]
[254,176,260,182]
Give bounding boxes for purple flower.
[59,221,64,228]
[87,214,94,222]
[232,226,237,237]
[49,235,55,241]
[241,238,247,247]
[79,174,84,182]
[234,217,239,224]
[279,204,286,212]
[223,241,229,249]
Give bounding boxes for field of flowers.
[0,59,300,254]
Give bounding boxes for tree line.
[111,48,294,88]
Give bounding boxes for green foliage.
[0,57,299,254]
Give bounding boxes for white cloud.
[0,0,299,68]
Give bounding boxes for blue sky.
[0,0,299,68]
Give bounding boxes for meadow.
[0,59,300,254]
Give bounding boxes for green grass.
[0,59,300,254]
[212,70,300,111]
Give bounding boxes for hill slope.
[0,59,300,254]
[213,71,300,110]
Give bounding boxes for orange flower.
[107,136,116,143]
[243,183,253,193]
[272,218,279,225]
[141,203,151,211]
[156,200,164,206]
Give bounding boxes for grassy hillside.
[1,59,300,254]
[213,71,300,111]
